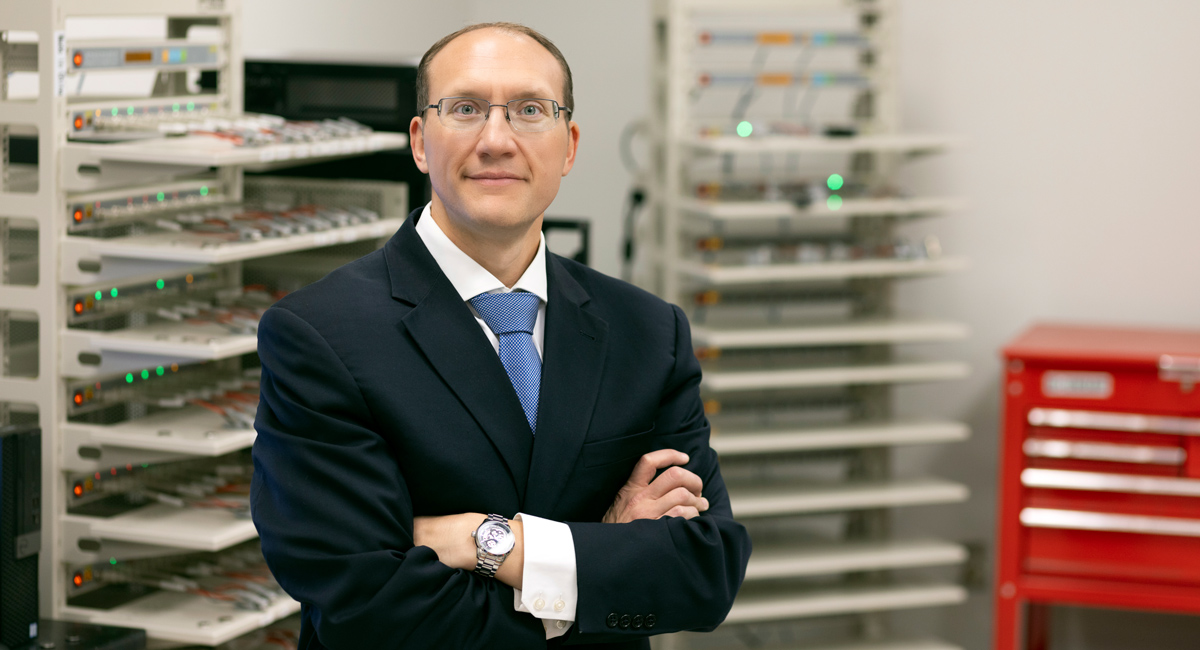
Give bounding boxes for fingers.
[657,485,709,515]
[625,449,690,488]
[660,505,701,520]
[646,464,704,500]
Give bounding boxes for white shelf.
[680,133,961,156]
[692,319,969,349]
[64,216,403,266]
[681,196,966,221]
[745,539,967,580]
[61,323,257,377]
[680,256,968,286]
[61,593,298,647]
[729,478,969,518]
[65,132,407,167]
[63,405,255,458]
[726,582,967,624]
[702,360,970,392]
[711,420,969,456]
[66,503,256,552]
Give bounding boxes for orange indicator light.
[74,116,84,130]
[73,483,83,497]
[74,392,84,405]
[74,209,83,222]
[74,301,84,314]
[73,52,83,67]
[73,573,83,587]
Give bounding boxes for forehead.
[426,28,564,100]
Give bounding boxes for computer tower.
[0,425,41,650]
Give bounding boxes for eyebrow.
[440,88,559,101]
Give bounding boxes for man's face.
[410,29,579,237]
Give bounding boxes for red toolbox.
[995,324,1200,649]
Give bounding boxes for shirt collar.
[414,202,548,303]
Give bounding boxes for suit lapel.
[384,214,533,504]
[522,255,609,516]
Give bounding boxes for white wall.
[243,2,1200,647]
[893,1,1200,647]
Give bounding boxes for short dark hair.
[415,22,574,117]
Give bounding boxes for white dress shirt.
[415,204,578,639]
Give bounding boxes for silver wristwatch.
[471,514,515,578]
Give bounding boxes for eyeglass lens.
[438,98,560,132]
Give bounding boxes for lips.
[466,170,525,186]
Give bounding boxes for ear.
[561,120,580,177]
[410,115,429,174]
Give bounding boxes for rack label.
[54,31,67,97]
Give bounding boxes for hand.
[602,449,709,524]
[413,513,484,571]
[413,513,525,589]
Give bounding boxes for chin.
[463,197,540,231]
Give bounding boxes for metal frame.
[0,1,407,644]
[647,2,969,648]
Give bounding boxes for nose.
[476,104,518,156]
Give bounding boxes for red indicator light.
[73,573,83,587]
[125,463,133,472]
[73,52,83,67]
[74,392,84,405]
[94,472,101,480]
[74,301,84,314]
[74,116,84,130]
[110,467,117,476]
[73,483,83,497]
[73,209,83,222]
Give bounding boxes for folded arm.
[251,306,546,648]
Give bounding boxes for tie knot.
[469,291,540,335]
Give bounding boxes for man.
[251,22,750,649]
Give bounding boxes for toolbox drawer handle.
[1021,468,1200,497]
[1028,408,1200,437]
[1021,507,1200,538]
[1023,438,1185,466]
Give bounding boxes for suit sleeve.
[251,305,546,649]
[563,304,752,643]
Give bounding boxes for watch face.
[477,521,515,555]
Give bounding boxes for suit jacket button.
[645,614,656,629]
[606,613,618,628]
[632,615,644,629]
[619,614,631,629]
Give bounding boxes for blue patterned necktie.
[469,291,542,434]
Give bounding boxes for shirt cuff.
[512,513,577,640]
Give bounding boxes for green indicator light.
[180,49,187,62]
[172,103,180,112]
[199,186,209,197]
[156,366,164,376]
[156,191,165,202]
[127,106,135,115]
[111,107,118,116]
[187,101,195,111]
[736,121,753,138]
[827,195,843,211]
[141,369,150,380]
[827,174,844,191]
[110,557,117,565]
[125,373,134,383]
[156,279,165,290]
[94,290,102,301]
[141,463,149,468]
[110,288,118,298]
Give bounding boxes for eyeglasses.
[425,97,572,133]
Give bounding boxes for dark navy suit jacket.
[251,209,751,649]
